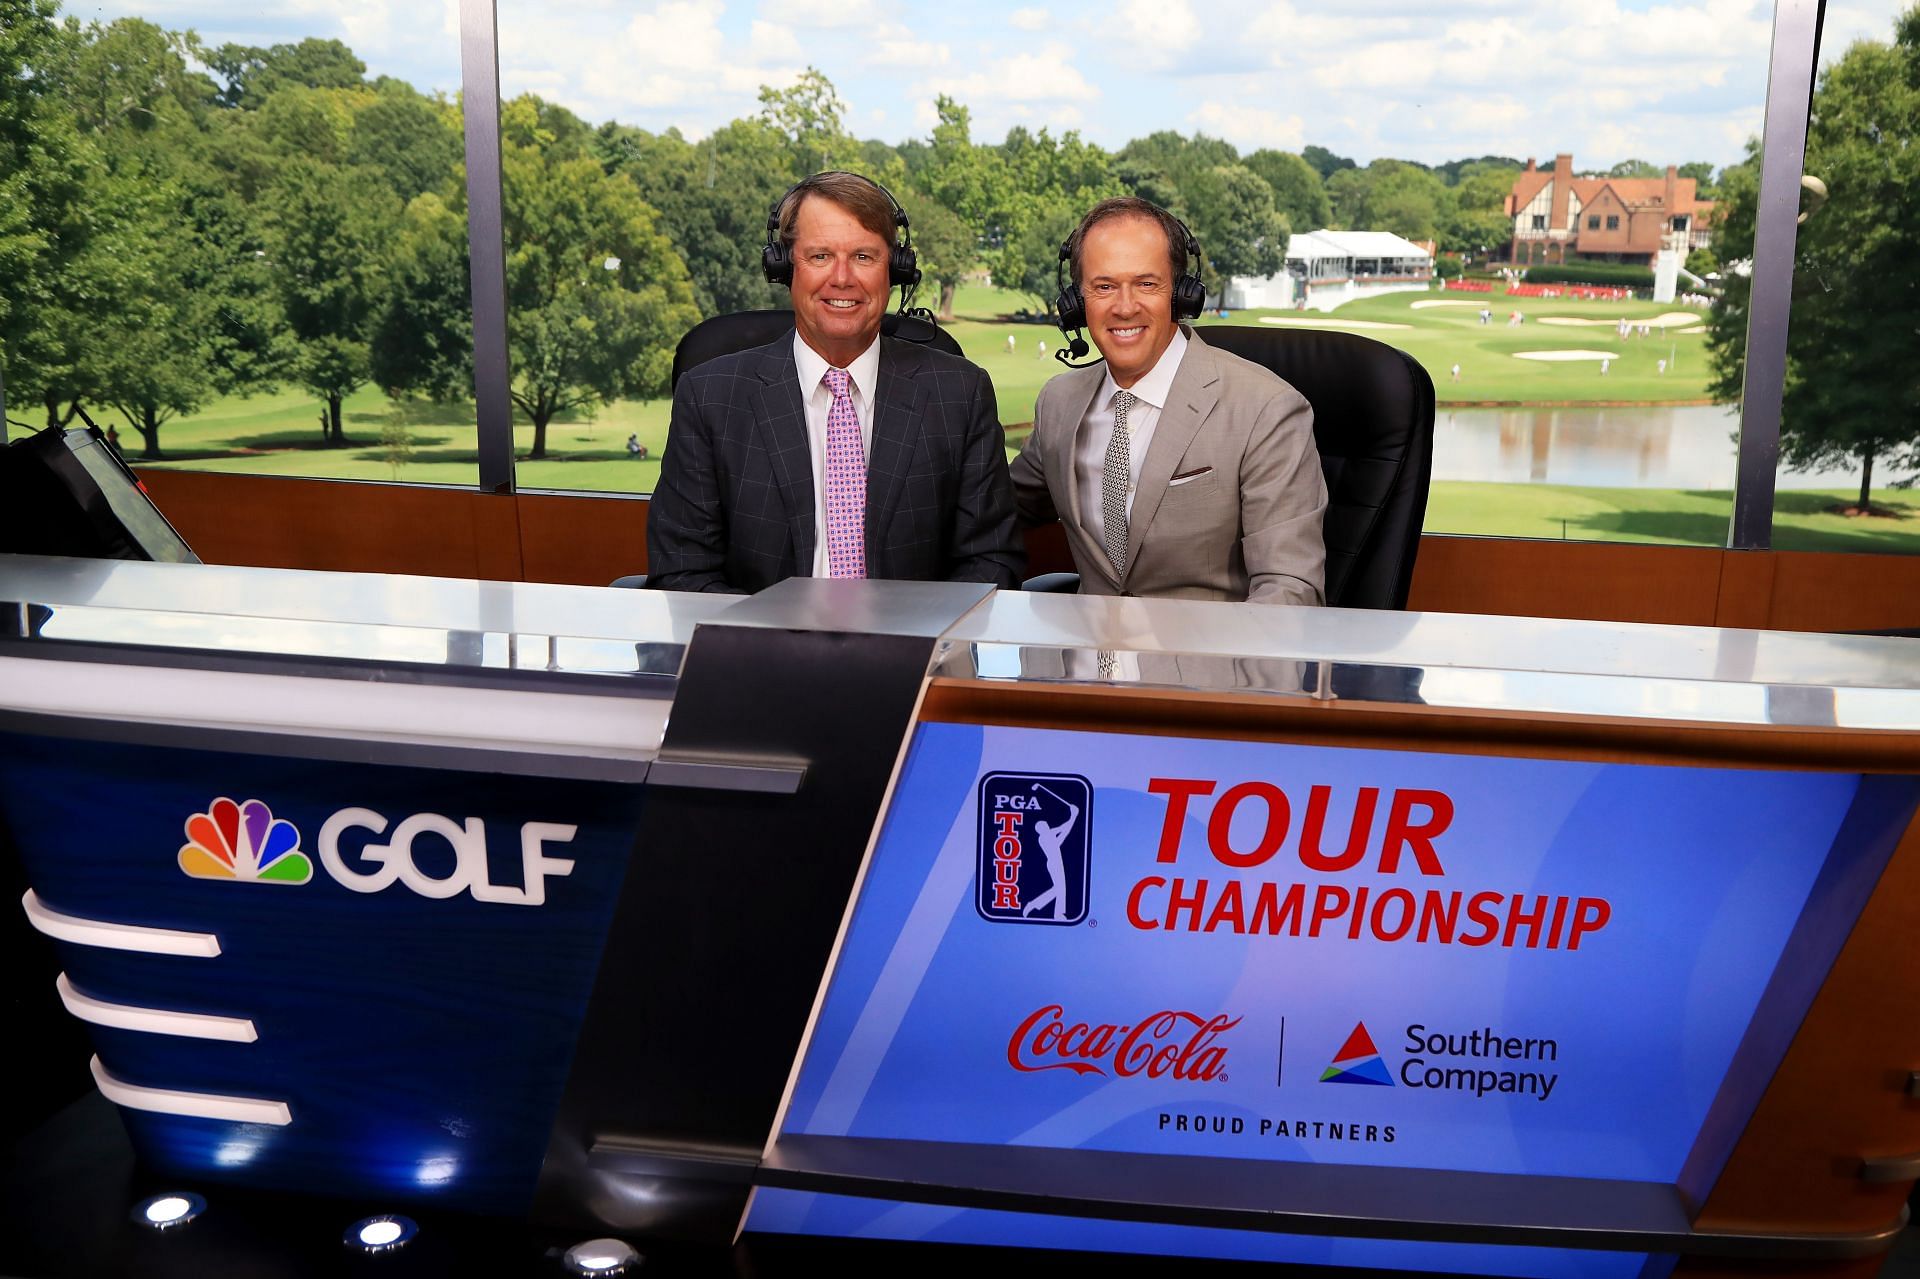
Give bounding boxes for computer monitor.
[0,425,197,562]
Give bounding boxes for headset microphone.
[1054,335,1096,368]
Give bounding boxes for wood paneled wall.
[135,469,1920,634]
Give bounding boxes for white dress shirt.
[792,332,879,577]
[1074,329,1188,553]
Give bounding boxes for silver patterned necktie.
[1102,389,1136,579]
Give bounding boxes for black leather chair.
[1024,325,1435,610]
[614,310,969,588]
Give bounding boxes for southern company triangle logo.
[179,797,313,885]
[1321,1021,1395,1087]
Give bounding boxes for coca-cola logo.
[1008,1004,1239,1081]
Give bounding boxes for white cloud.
[1186,101,1305,151]
[1114,0,1201,59]
[1010,7,1050,31]
[928,43,1099,104]
[864,23,951,69]
[759,0,886,27]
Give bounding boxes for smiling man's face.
[1079,214,1180,389]
[789,194,891,368]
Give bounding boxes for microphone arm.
[1053,330,1103,369]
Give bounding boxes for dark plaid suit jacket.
[646,334,1023,593]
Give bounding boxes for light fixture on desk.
[132,1191,205,1231]
[343,1213,418,1255]
[562,1237,642,1275]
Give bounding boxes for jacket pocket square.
[1168,467,1213,487]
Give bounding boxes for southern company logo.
[179,797,313,885]
[1321,1022,1395,1087]
[976,772,1091,925]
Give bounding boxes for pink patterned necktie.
[822,367,866,579]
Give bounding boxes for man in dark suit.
[647,171,1022,593]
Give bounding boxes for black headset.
[763,171,922,307]
[1053,212,1207,366]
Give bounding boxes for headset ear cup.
[763,241,791,286]
[1174,274,1207,320]
[1054,284,1086,334]
[891,245,920,289]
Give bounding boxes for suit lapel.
[864,341,926,572]
[1055,369,1111,587]
[747,340,816,568]
[1125,335,1219,574]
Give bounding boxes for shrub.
[1525,262,1655,287]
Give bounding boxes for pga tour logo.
[976,772,1091,925]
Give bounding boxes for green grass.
[119,281,1920,554]
[1428,483,1920,553]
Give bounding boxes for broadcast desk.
[4,553,1920,1279]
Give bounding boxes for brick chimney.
[1664,163,1677,212]
[1551,153,1573,231]
[1525,157,1536,173]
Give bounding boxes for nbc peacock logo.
[179,797,314,885]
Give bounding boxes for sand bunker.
[1257,315,1412,330]
[1536,312,1701,328]
[1673,325,1707,335]
[1513,349,1619,362]
[1409,299,1490,309]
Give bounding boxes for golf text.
[319,808,576,905]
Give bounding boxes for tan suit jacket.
[1009,327,1328,606]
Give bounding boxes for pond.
[1436,406,1877,490]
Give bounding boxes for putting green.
[1513,349,1619,361]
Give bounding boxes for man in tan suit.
[1010,198,1327,606]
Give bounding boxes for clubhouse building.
[1505,153,1715,267]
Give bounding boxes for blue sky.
[65,0,1915,170]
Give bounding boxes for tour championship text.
[1125,778,1611,948]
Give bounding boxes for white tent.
[1225,230,1434,312]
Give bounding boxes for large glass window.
[480,0,1792,545]
[1,2,475,487]
[1711,3,1920,554]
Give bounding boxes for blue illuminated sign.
[1,731,644,1214]
[754,721,1915,1273]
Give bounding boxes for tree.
[347,81,462,199]
[1328,160,1451,240]
[893,188,973,319]
[205,38,364,110]
[1706,8,1920,511]
[1180,163,1288,291]
[1302,144,1356,180]
[1117,130,1238,180]
[1678,160,1719,200]
[263,155,400,445]
[917,95,1123,311]
[1443,163,1521,254]
[1606,158,1662,179]
[600,118,792,317]
[369,192,472,402]
[0,1,101,432]
[759,67,856,175]
[498,97,700,459]
[1244,149,1329,232]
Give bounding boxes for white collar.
[793,330,881,402]
[1098,327,1188,412]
